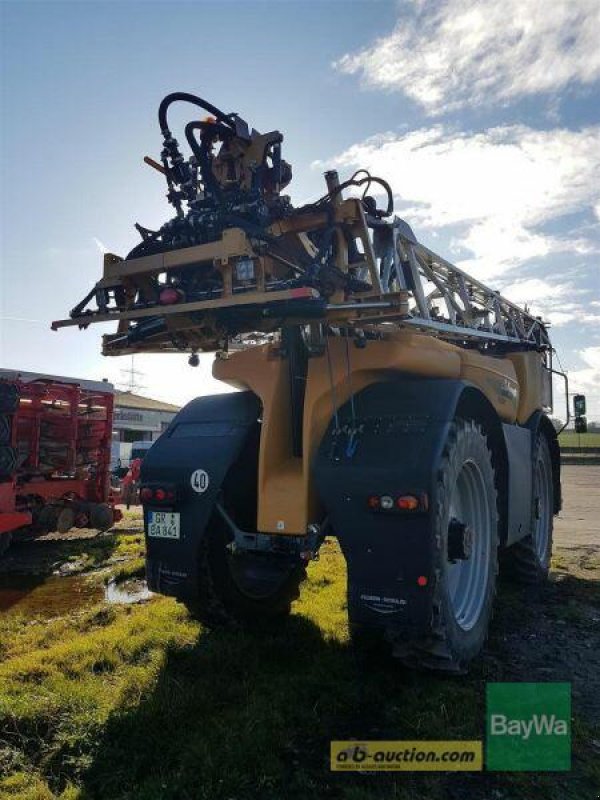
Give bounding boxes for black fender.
[314,378,465,637]
[142,391,260,602]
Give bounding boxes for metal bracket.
[216,503,324,559]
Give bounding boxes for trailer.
[53,91,568,672]
[0,371,120,555]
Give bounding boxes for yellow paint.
[508,352,548,423]
[213,332,538,535]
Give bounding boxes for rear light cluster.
[140,486,175,504]
[367,493,427,513]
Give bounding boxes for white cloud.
[501,278,565,306]
[334,0,600,114]
[501,278,593,327]
[568,346,600,419]
[318,124,600,280]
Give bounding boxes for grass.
[0,534,598,799]
[558,431,600,448]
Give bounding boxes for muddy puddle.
[105,578,153,604]
[0,573,152,617]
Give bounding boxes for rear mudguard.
[142,391,260,603]
[314,378,466,637]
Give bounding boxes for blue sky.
[1,0,599,418]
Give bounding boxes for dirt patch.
[488,553,600,725]
[554,465,600,548]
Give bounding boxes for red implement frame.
[0,374,118,539]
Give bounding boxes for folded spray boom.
[53,91,550,360]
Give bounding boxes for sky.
[1,0,599,419]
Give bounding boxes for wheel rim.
[446,459,492,631]
[533,451,551,563]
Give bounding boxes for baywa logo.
[490,712,568,740]
[486,683,571,771]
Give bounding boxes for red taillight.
[159,287,182,305]
[397,495,419,511]
[367,492,425,512]
[141,486,175,503]
[140,488,153,502]
[417,575,428,587]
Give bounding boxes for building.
[112,392,180,466]
[113,391,180,443]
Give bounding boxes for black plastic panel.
[314,378,465,636]
[142,391,260,602]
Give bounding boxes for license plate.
[148,511,180,539]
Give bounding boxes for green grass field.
[558,431,600,447]
[0,531,598,800]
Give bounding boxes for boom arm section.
[52,92,551,359]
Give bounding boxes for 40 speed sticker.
[190,469,210,493]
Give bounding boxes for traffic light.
[573,394,586,417]
[575,416,587,434]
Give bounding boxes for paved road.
[554,465,599,549]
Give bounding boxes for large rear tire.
[500,433,553,584]
[392,418,499,673]
[188,512,306,627]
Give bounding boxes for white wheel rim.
[533,452,551,564]
[447,459,493,631]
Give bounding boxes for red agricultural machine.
[0,370,120,556]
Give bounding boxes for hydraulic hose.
[312,175,394,217]
[184,121,228,202]
[158,92,235,135]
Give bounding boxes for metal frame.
[53,163,551,357]
[373,218,550,350]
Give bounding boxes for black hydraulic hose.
[362,176,394,216]
[159,92,235,135]
[184,121,226,201]
[185,120,233,151]
[126,228,163,259]
[222,212,274,242]
[312,175,394,217]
